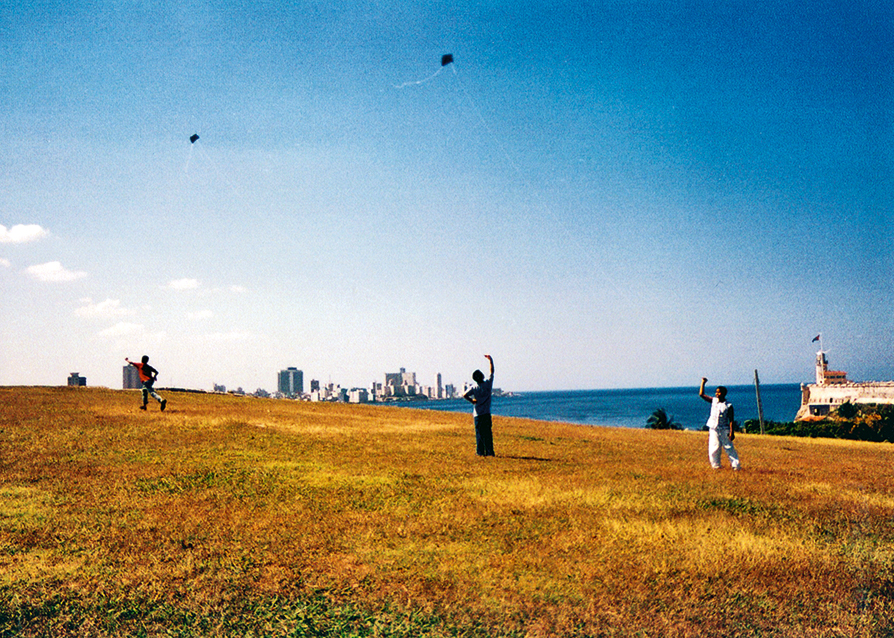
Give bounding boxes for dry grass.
[1,386,892,637]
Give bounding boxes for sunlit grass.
[0,386,892,636]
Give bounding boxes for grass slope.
[1,387,892,637]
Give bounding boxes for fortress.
[796,352,894,420]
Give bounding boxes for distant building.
[278,367,303,398]
[814,352,848,385]
[349,388,369,403]
[796,351,894,419]
[384,368,417,397]
[67,372,86,387]
[123,365,141,389]
[310,379,320,392]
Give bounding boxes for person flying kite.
[126,355,167,411]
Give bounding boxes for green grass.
[1,386,893,636]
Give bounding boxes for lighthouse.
[815,351,848,386]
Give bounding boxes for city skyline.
[114,363,464,402]
[1,1,891,392]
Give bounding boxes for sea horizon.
[399,383,803,430]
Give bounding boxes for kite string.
[449,65,635,305]
[184,143,194,175]
[183,141,243,198]
[394,65,444,90]
[450,66,525,180]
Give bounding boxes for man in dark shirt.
[463,355,495,456]
[126,355,167,411]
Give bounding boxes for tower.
[815,351,826,385]
[123,365,141,389]
[278,367,304,397]
[815,351,847,386]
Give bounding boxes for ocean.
[398,384,802,430]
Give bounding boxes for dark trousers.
[474,413,495,456]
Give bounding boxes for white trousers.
[708,428,740,469]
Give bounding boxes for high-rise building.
[384,367,417,396]
[123,365,141,389]
[278,367,303,397]
[349,388,369,403]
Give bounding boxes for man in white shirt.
[699,378,741,470]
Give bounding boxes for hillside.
[1,386,892,637]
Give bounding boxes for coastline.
[393,384,803,430]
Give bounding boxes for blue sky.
[1,0,891,393]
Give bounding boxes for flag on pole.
[812,335,821,342]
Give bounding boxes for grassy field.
[1,386,892,637]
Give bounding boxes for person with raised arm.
[126,355,167,412]
[463,355,495,457]
[699,377,740,470]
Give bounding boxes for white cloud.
[230,285,247,293]
[0,258,10,268]
[187,310,214,320]
[98,322,144,337]
[168,278,199,290]
[25,261,87,282]
[0,224,49,244]
[75,298,133,319]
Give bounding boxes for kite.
[395,54,455,89]
[185,133,201,174]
